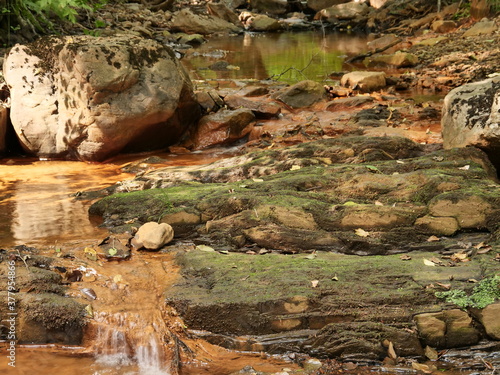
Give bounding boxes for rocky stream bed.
[0,0,500,374]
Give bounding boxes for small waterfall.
[92,311,171,375]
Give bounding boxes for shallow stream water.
[182,31,369,85]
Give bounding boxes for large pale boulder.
[3,35,200,161]
[170,8,242,34]
[441,77,500,168]
[341,71,386,92]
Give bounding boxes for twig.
[346,38,402,63]
[268,53,319,81]
[16,250,31,273]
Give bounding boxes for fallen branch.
[268,53,318,81]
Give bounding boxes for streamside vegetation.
[0,0,106,45]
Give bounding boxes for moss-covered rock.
[89,136,499,255]
[0,253,86,345]
[165,248,497,357]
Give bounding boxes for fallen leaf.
[252,178,264,182]
[113,274,122,283]
[430,256,443,265]
[477,246,492,254]
[436,282,451,290]
[396,160,405,164]
[84,247,97,261]
[451,252,468,262]
[332,274,339,281]
[355,228,370,237]
[259,248,270,255]
[218,250,229,255]
[374,200,384,206]
[108,247,118,257]
[365,165,380,173]
[468,278,479,283]
[290,165,301,171]
[304,251,317,260]
[81,288,97,300]
[424,345,438,360]
[343,201,358,206]
[196,245,215,252]
[400,254,412,261]
[85,305,94,318]
[388,341,397,360]
[427,235,440,242]
[311,280,319,288]
[432,156,444,162]
[411,362,433,373]
[423,259,436,266]
[458,165,470,170]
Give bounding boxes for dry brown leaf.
[374,200,384,206]
[388,341,397,360]
[400,254,412,261]
[427,235,440,242]
[458,165,470,170]
[477,246,492,254]
[411,362,436,373]
[436,282,451,290]
[430,256,443,265]
[424,345,438,360]
[451,252,468,261]
[355,228,370,237]
[311,280,319,288]
[423,259,436,266]
[468,278,479,283]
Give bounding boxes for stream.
[0,31,496,374]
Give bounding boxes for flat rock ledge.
[86,135,500,364]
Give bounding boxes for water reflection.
[0,160,130,246]
[183,31,369,84]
